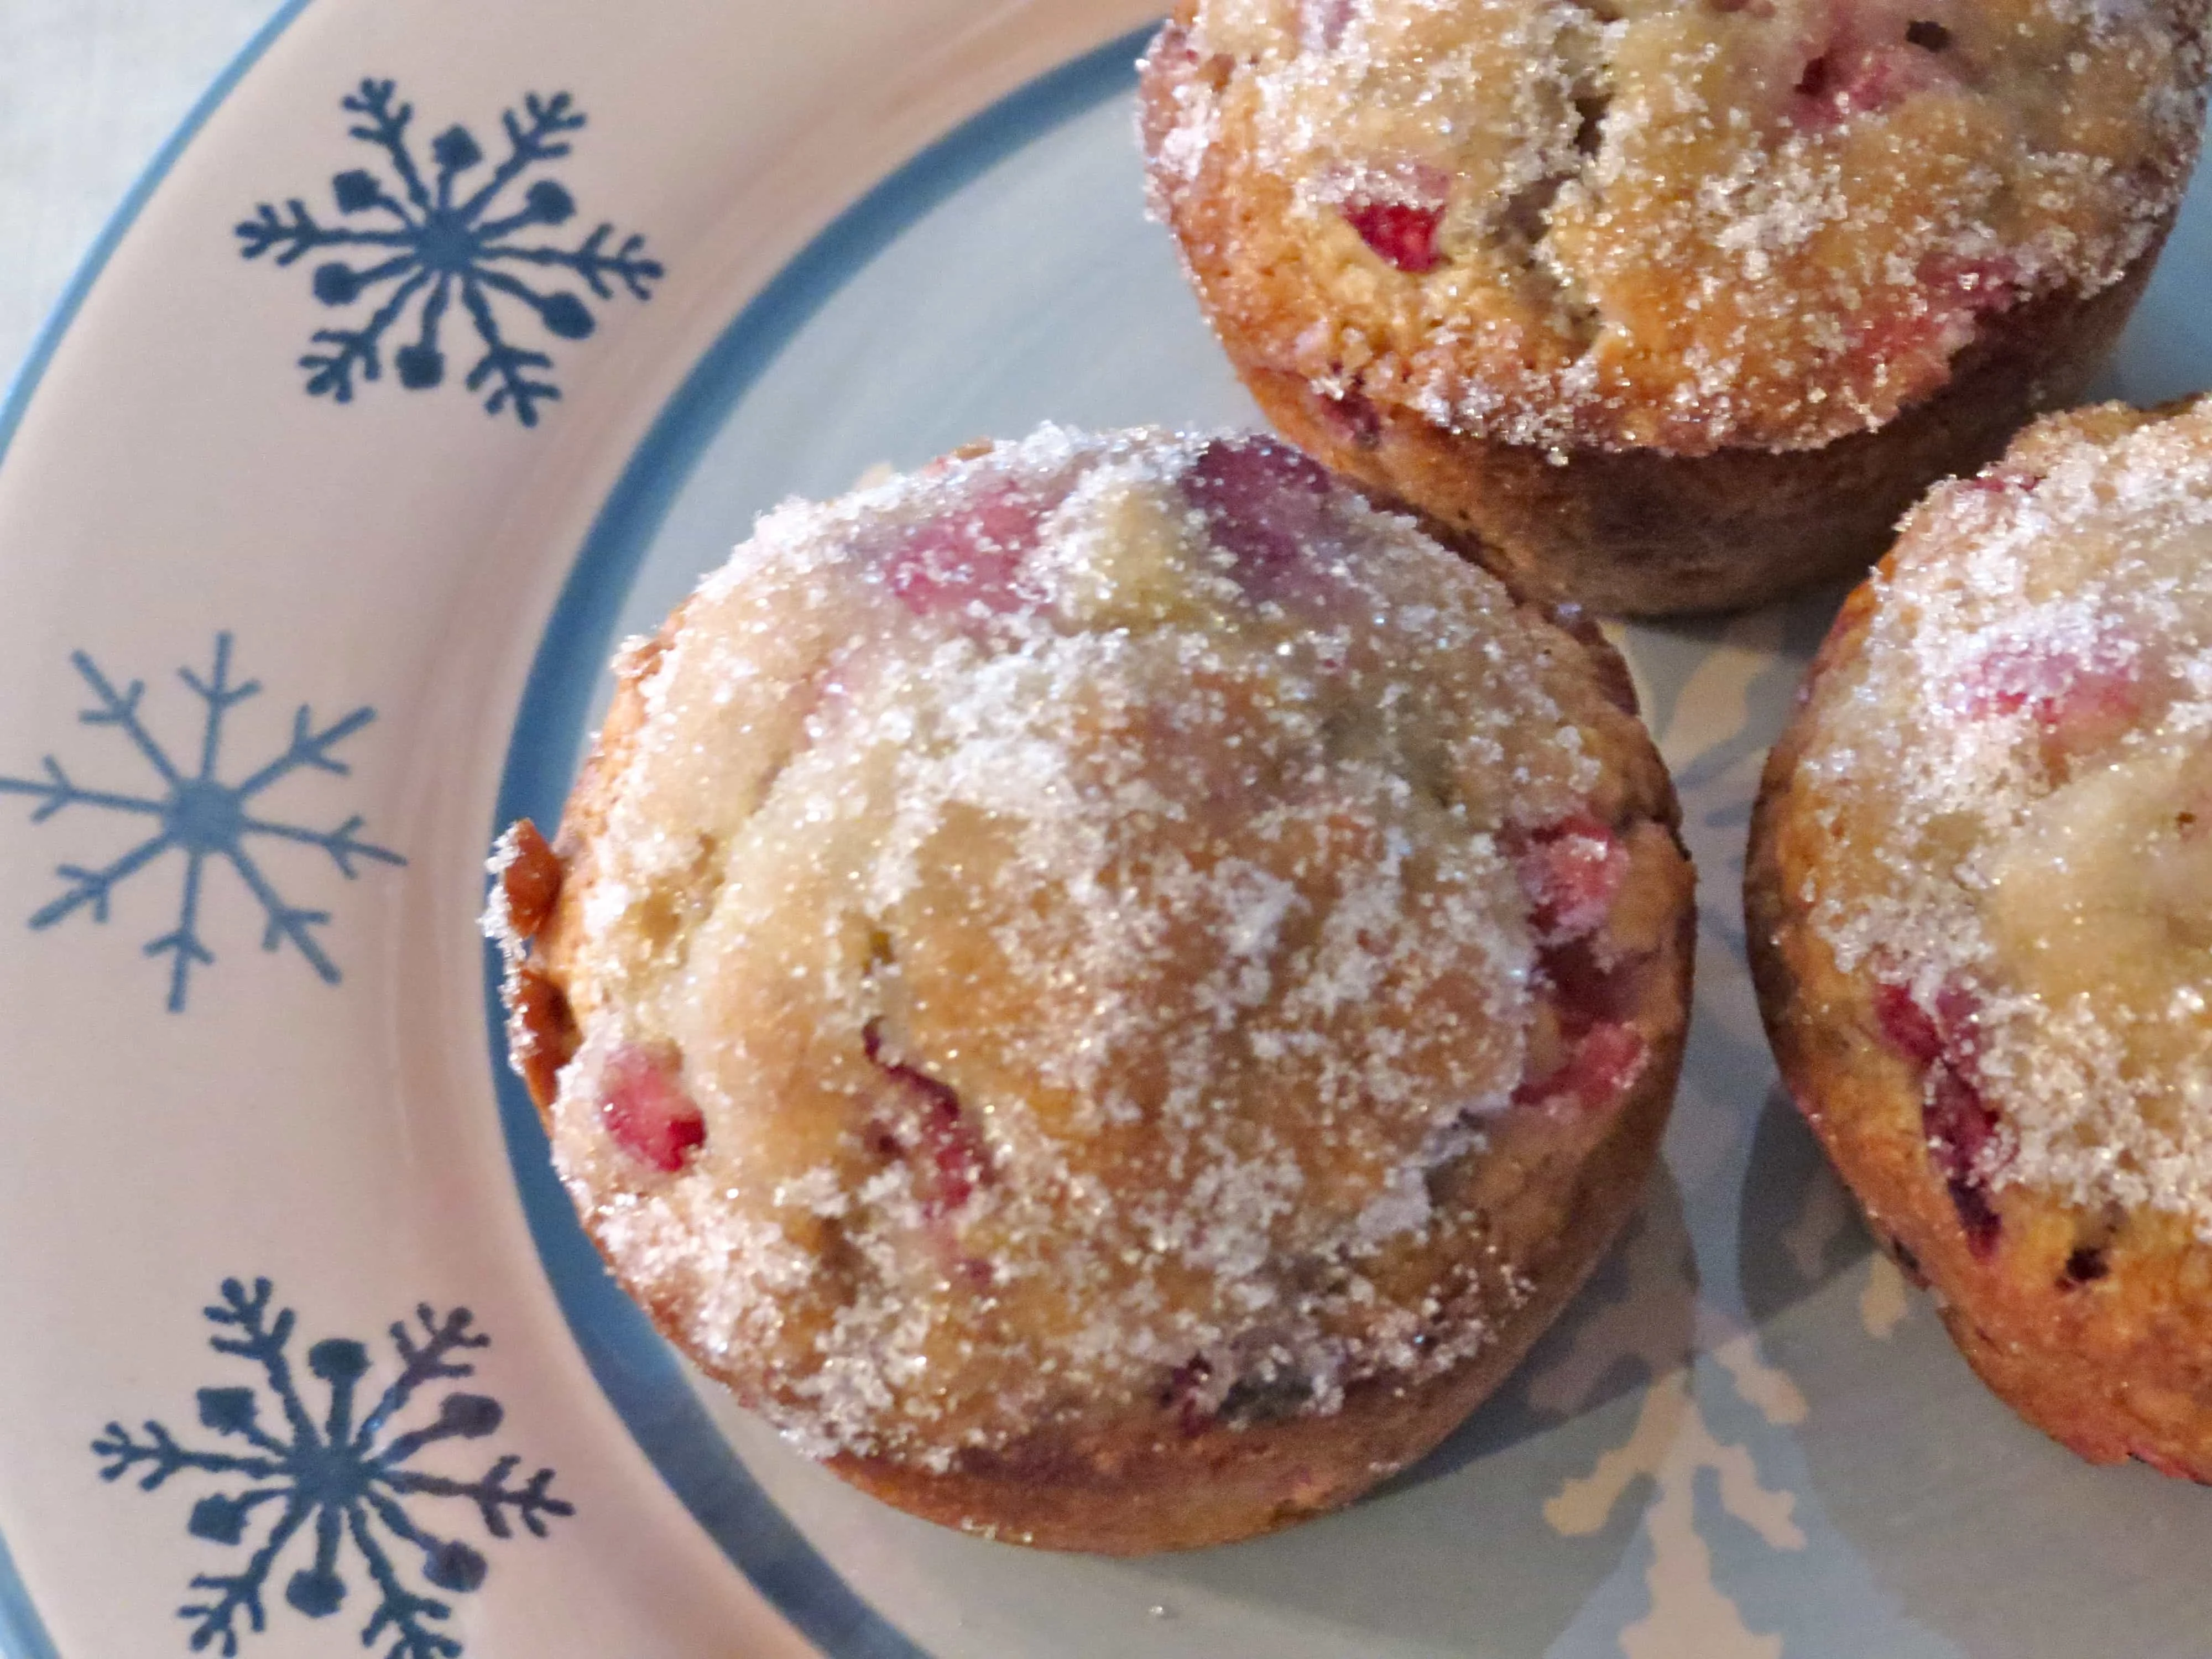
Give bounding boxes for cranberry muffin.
[1139,0,2209,615]
[489,426,1695,1552]
[1750,397,2212,1477]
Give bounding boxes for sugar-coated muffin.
[1139,0,2209,615]
[1750,398,2212,1477]
[489,426,1694,1552]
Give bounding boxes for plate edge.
[0,4,320,1655]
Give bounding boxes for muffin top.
[1141,0,2207,456]
[494,426,1686,1469]
[1794,399,2212,1238]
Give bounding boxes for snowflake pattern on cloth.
[0,633,404,1011]
[94,1279,572,1659]
[236,80,664,426]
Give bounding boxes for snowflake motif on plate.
[0,633,404,1011]
[94,1278,573,1659]
[236,79,664,426]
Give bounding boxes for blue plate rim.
[0,4,322,1653]
[480,28,1153,1659]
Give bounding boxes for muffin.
[1749,397,2212,1477]
[1138,0,2209,616]
[489,426,1695,1552]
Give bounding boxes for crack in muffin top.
[1141,0,2208,455]
[509,426,1683,1467]
[1803,400,2212,1237]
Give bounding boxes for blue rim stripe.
[0,7,320,1654]
[0,1,318,469]
[0,1527,56,1659]
[486,30,1150,1659]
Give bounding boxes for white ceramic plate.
[3,4,2210,1656]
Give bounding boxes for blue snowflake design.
[0,633,404,1012]
[236,79,664,426]
[95,1279,573,1659]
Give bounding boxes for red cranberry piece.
[1563,1021,1647,1102]
[1961,643,2142,759]
[1786,45,1912,126]
[1791,35,1952,128]
[1874,982,1944,1066]
[1926,1065,2001,1256]
[1515,1020,1647,1113]
[1830,50,1917,114]
[1515,816,1629,942]
[1512,813,1655,1117]
[1537,936,1642,1030]
[1181,435,1334,586]
[915,1092,986,1215]
[1926,1066,1996,1169]
[883,484,1044,617]
[1964,650,2132,721]
[2041,666,2145,758]
[599,1045,706,1173]
[1872,977,2004,1253]
[1929,980,1985,1063]
[1944,1169,2001,1255]
[1316,386,1383,451]
[862,1022,989,1219]
[1344,200,1442,273]
[1843,251,2017,388]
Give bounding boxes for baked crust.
[826,969,1685,1554]
[1139,0,2202,614]
[1233,259,2153,617]
[1747,453,2212,1477]
[512,649,1689,1550]
[496,434,1697,1551]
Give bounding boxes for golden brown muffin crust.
[1749,397,2212,1477]
[1142,0,2206,457]
[492,427,1697,1549]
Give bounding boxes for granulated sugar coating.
[1749,397,2212,1477]
[491,427,1694,1547]
[1141,0,2208,456]
[1800,400,2212,1234]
